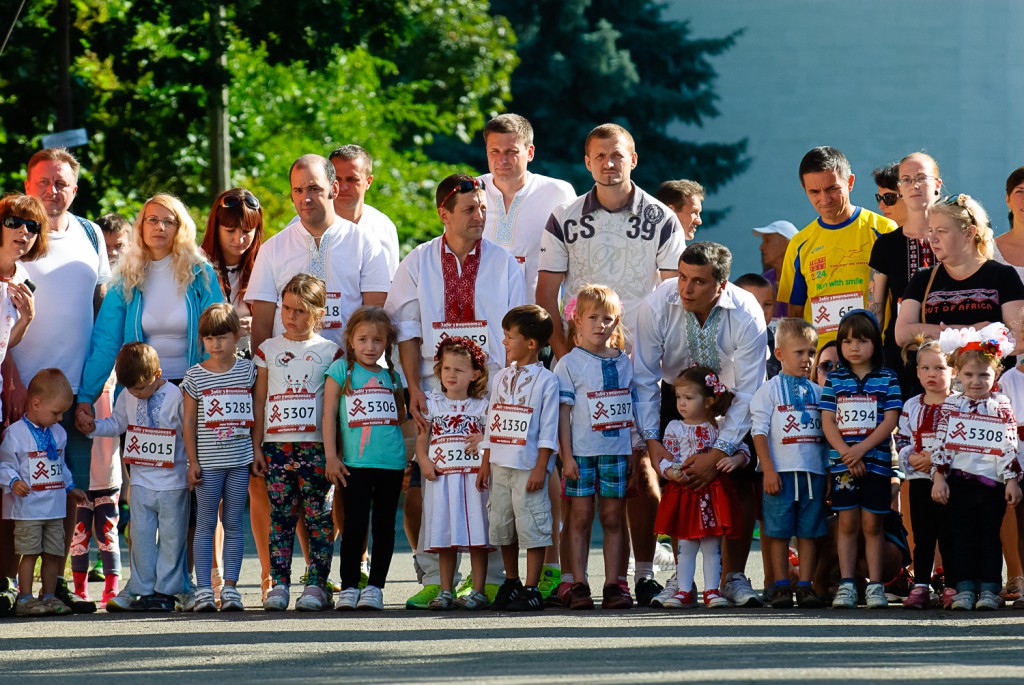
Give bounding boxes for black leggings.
[908,478,954,585]
[340,466,404,590]
[947,475,1006,594]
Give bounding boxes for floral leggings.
[263,442,334,589]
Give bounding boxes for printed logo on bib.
[488,403,533,446]
[323,291,344,329]
[29,451,64,491]
[811,291,863,333]
[777,404,823,444]
[124,426,176,468]
[836,395,877,437]
[430,435,481,474]
[945,412,1006,456]
[587,389,633,432]
[202,388,254,429]
[346,387,398,428]
[428,321,488,360]
[267,392,317,434]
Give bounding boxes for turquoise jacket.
[78,262,223,402]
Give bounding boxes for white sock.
[700,537,722,593]
[563,573,575,585]
[544,562,560,571]
[360,559,370,573]
[634,562,654,584]
[676,540,700,593]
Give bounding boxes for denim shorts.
[762,471,827,539]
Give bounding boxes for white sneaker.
[104,586,133,612]
[951,590,976,611]
[865,582,888,609]
[653,542,675,575]
[722,572,762,607]
[296,586,329,611]
[176,590,197,612]
[335,587,360,611]
[356,585,384,611]
[975,590,999,611]
[832,582,858,609]
[650,572,678,608]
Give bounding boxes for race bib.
[945,412,1006,456]
[488,403,533,446]
[266,392,318,434]
[28,451,64,491]
[430,435,481,474]
[428,320,488,360]
[811,291,863,333]
[202,387,254,429]
[836,395,877,437]
[587,389,634,432]
[124,426,176,468]
[777,404,823,444]
[323,291,344,329]
[346,387,398,428]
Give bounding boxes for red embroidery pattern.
[441,237,481,322]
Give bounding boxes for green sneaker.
[405,584,441,610]
[455,576,475,599]
[484,583,501,603]
[538,566,562,600]
[358,570,370,590]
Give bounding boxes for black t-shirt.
[868,228,935,344]
[903,260,1024,326]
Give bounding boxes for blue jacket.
[79,262,224,402]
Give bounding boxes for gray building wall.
[663,0,1024,278]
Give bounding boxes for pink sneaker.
[902,586,930,610]
[941,587,957,609]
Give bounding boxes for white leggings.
[677,536,722,594]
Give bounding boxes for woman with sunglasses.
[200,189,264,357]
[992,167,1024,282]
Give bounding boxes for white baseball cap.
[752,220,798,240]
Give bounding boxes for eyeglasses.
[221,192,260,211]
[897,174,936,189]
[439,178,483,209]
[2,216,42,235]
[875,192,900,207]
[817,361,836,373]
[143,216,180,229]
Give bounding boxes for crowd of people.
[3,113,1024,619]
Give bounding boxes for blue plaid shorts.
[565,454,628,498]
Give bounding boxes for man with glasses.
[752,220,798,320]
[246,154,390,350]
[386,172,525,609]
[12,148,112,612]
[777,146,896,347]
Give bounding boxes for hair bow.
[705,372,726,394]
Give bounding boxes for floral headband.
[705,372,727,394]
[562,297,578,322]
[436,335,488,370]
[938,323,1014,359]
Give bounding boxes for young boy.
[749,319,829,609]
[735,272,780,380]
[0,369,86,616]
[97,212,131,266]
[78,342,188,612]
[479,305,560,611]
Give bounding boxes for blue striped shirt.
[819,366,902,476]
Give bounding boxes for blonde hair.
[115,194,209,299]
[26,368,73,407]
[899,151,941,179]
[281,273,326,332]
[573,284,627,350]
[774,317,817,350]
[932,193,993,260]
[340,307,399,395]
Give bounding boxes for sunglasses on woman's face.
[875,192,900,207]
[2,216,42,235]
[221,193,260,211]
[817,361,836,373]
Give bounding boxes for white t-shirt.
[358,205,400,279]
[480,172,576,304]
[15,215,111,393]
[0,420,71,520]
[141,256,189,379]
[254,334,338,443]
[245,217,391,345]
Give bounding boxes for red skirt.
[655,479,736,540]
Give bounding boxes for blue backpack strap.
[72,214,100,253]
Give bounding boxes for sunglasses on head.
[439,178,483,208]
[875,192,900,207]
[221,192,260,211]
[2,216,42,235]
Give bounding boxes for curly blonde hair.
[115,194,209,300]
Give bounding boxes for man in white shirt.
[13,148,111,605]
[247,154,391,351]
[478,114,575,304]
[655,179,704,241]
[633,242,768,606]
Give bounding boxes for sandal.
[454,589,489,610]
[428,590,454,611]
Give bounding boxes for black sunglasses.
[439,178,483,208]
[221,192,260,211]
[817,360,836,373]
[2,216,42,235]
[875,192,900,207]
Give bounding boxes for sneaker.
[902,586,931,610]
[358,570,370,591]
[406,584,441,610]
[428,590,454,611]
[567,582,595,610]
[105,587,133,612]
[930,568,945,595]
[635,577,663,607]
[884,567,913,602]
[951,590,976,611]
[356,586,384,611]
[941,587,958,609]
[88,564,105,583]
[263,584,290,611]
[704,589,730,608]
[832,582,858,609]
[1013,597,1024,610]
[176,591,197,613]
[551,581,572,608]
[538,566,561,600]
[483,583,501,603]
[601,583,633,610]
[865,582,888,609]
[490,578,523,611]
[15,596,53,616]
[770,585,794,609]
[663,589,696,609]
[722,572,762,607]
[507,586,543,612]
[454,589,490,610]
[219,586,244,612]
[795,585,825,609]
[335,587,360,610]
[1000,575,1024,601]
[296,586,329,611]
[193,588,217,613]
[55,577,96,614]
[653,541,675,575]
[40,595,73,616]
[650,572,678,608]
[0,578,16,617]
[976,590,1000,611]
